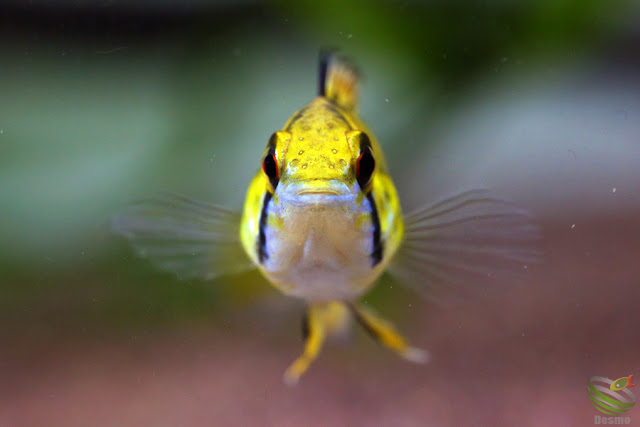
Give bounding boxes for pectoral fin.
[389,189,542,304]
[111,192,254,280]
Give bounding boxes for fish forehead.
[282,98,356,182]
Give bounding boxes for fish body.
[112,52,541,385]
[240,93,402,302]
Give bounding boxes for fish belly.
[262,205,377,302]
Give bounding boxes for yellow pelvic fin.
[283,302,428,385]
[319,52,360,112]
[283,302,349,385]
[350,303,429,364]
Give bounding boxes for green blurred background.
[2,1,640,425]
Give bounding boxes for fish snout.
[276,180,356,207]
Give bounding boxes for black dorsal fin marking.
[318,49,332,97]
[317,50,360,111]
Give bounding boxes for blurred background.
[2,0,640,425]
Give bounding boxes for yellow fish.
[112,52,540,385]
[611,375,637,391]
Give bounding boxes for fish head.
[260,99,377,210]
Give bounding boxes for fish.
[111,52,541,385]
[610,375,637,391]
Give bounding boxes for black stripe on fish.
[302,311,310,340]
[358,132,372,150]
[367,191,383,266]
[318,50,330,96]
[257,191,273,263]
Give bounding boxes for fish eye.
[356,146,375,191]
[262,148,279,190]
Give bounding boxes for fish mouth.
[277,180,355,207]
[297,189,341,196]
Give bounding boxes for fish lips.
[276,180,357,209]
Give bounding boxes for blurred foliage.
[0,0,636,335]
[278,0,625,89]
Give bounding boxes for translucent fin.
[389,189,542,304]
[319,51,360,112]
[110,193,254,280]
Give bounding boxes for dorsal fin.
[318,51,360,112]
